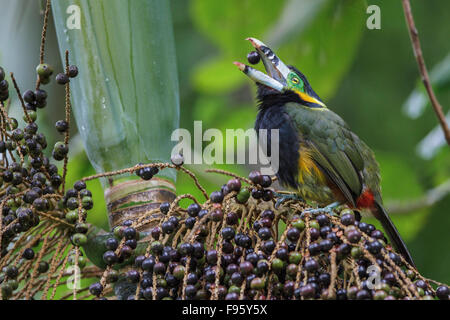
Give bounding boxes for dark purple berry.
[227,178,241,192]
[436,286,449,300]
[247,51,261,64]
[89,282,103,296]
[248,171,262,185]
[210,191,224,203]
[68,65,79,78]
[187,203,201,217]
[56,73,69,85]
[260,175,272,188]
[341,213,355,226]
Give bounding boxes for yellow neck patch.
[293,90,326,108]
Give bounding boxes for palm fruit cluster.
[0,53,102,299]
[87,165,449,300]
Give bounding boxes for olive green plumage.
[284,101,382,206]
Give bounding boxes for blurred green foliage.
[0,0,449,284]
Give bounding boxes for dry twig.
[402,0,450,144]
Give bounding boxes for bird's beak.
[233,62,285,92]
[234,37,291,92]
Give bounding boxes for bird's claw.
[274,193,304,209]
[302,202,341,216]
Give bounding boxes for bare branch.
[387,179,450,214]
[402,0,450,145]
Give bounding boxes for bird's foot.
[274,192,304,209]
[302,202,341,216]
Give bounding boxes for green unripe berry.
[6,198,16,209]
[6,118,18,131]
[228,285,240,294]
[406,269,415,280]
[351,246,363,259]
[36,64,54,78]
[75,222,89,234]
[173,265,185,280]
[271,258,284,272]
[66,197,79,210]
[69,255,87,269]
[82,196,93,210]
[250,277,265,290]
[38,261,49,273]
[288,251,302,265]
[340,208,354,216]
[72,233,87,246]
[78,256,87,269]
[65,210,78,223]
[309,220,320,230]
[156,278,167,288]
[54,142,68,155]
[236,187,250,204]
[292,219,305,231]
[417,287,425,297]
[113,226,124,239]
[24,111,37,122]
[57,199,65,210]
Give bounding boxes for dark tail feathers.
[374,201,416,268]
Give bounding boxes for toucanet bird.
[234,37,415,267]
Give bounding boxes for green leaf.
[52,0,180,183]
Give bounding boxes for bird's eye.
[292,77,299,84]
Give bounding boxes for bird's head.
[234,37,326,109]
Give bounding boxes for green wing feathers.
[285,103,382,203]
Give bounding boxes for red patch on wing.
[356,190,375,208]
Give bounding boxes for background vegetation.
[0,0,449,284]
